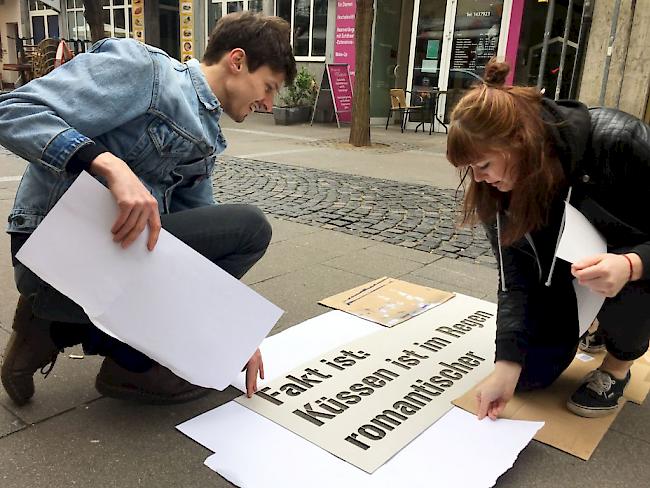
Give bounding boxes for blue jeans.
[11,203,272,372]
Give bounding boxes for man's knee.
[241,205,272,252]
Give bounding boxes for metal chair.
[385,88,423,133]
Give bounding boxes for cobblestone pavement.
[213,156,496,266]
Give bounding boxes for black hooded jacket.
[487,99,650,365]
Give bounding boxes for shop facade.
[4,1,628,127]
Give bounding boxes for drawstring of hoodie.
[496,186,573,292]
[545,186,573,287]
[496,212,507,292]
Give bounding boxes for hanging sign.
[180,0,194,61]
[132,0,145,42]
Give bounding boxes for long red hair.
[447,59,565,245]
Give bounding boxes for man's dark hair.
[203,11,297,85]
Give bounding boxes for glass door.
[405,0,449,128]
[444,0,504,121]
[410,0,448,96]
[370,0,403,118]
[404,0,510,131]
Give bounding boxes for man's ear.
[228,48,246,73]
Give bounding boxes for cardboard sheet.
[15,172,284,390]
[319,277,455,327]
[237,294,496,473]
[453,348,650,460]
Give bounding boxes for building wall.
[617,0,650,121]
[579,0,650,119]
[0,0,24,84]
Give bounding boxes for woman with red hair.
[447,59,650,420]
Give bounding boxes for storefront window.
[514,0,583,98]
[448,0,503,82]
[276,0,328,59]
[227,1,244,13]
[276,0,291,21]
[411,0,447,92]
[207,1,223,35]
[66,0,132,41]
[208,1,265,37]
[443,0,503,121]
[29,0,60,44]
[311,0,327,56]
[114,8,126,38]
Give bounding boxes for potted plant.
[273,66,317,125]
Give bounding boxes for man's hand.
[475,360,522,420]
[90,152,161,250]
[244,348,264,398]
[572,253,641,298]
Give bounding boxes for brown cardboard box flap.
[319,277,455,327]
[453,350,650,460]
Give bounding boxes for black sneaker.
[578,328,606,353]
[567,369,630,418]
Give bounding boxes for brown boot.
[95,357,210,404]
[1,296,61,406]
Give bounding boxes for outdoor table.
[2,63,34,83]
[413,88,448,135]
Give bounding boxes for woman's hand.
[475,360,522,420]
[90,152,161,251]
[572,253,642,297]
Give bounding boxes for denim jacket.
[0,38,227,235]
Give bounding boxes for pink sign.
[334,0,356,84]
[327,64,353,124]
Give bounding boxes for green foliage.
[278,66,318,107]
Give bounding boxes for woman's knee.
[516,342,578,391]
[599,283,650,361]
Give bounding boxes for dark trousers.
[11,204,272,372]
[517,279,650,391]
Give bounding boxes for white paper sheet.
[178,309,543,488]
[573,279,605,336]
[230,311,382,392]
[16,172,284,390]
[556,203,607,264]
[199,403,542,488]
[556,202,607,336]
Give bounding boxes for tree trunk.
[349,0,373,147]
[83,0,107,43]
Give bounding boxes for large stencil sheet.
[237,294,496,473]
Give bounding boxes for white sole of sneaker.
[566,398,624,418]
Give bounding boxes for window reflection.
[293,0,310,56]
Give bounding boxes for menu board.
[334,0,356,84]
[451,33,498,72]
[450,2,502,74]
[327,64,353,124]
[180,0,194,61]
[132,0,145,42]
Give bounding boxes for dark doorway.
[159,0,180,60]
